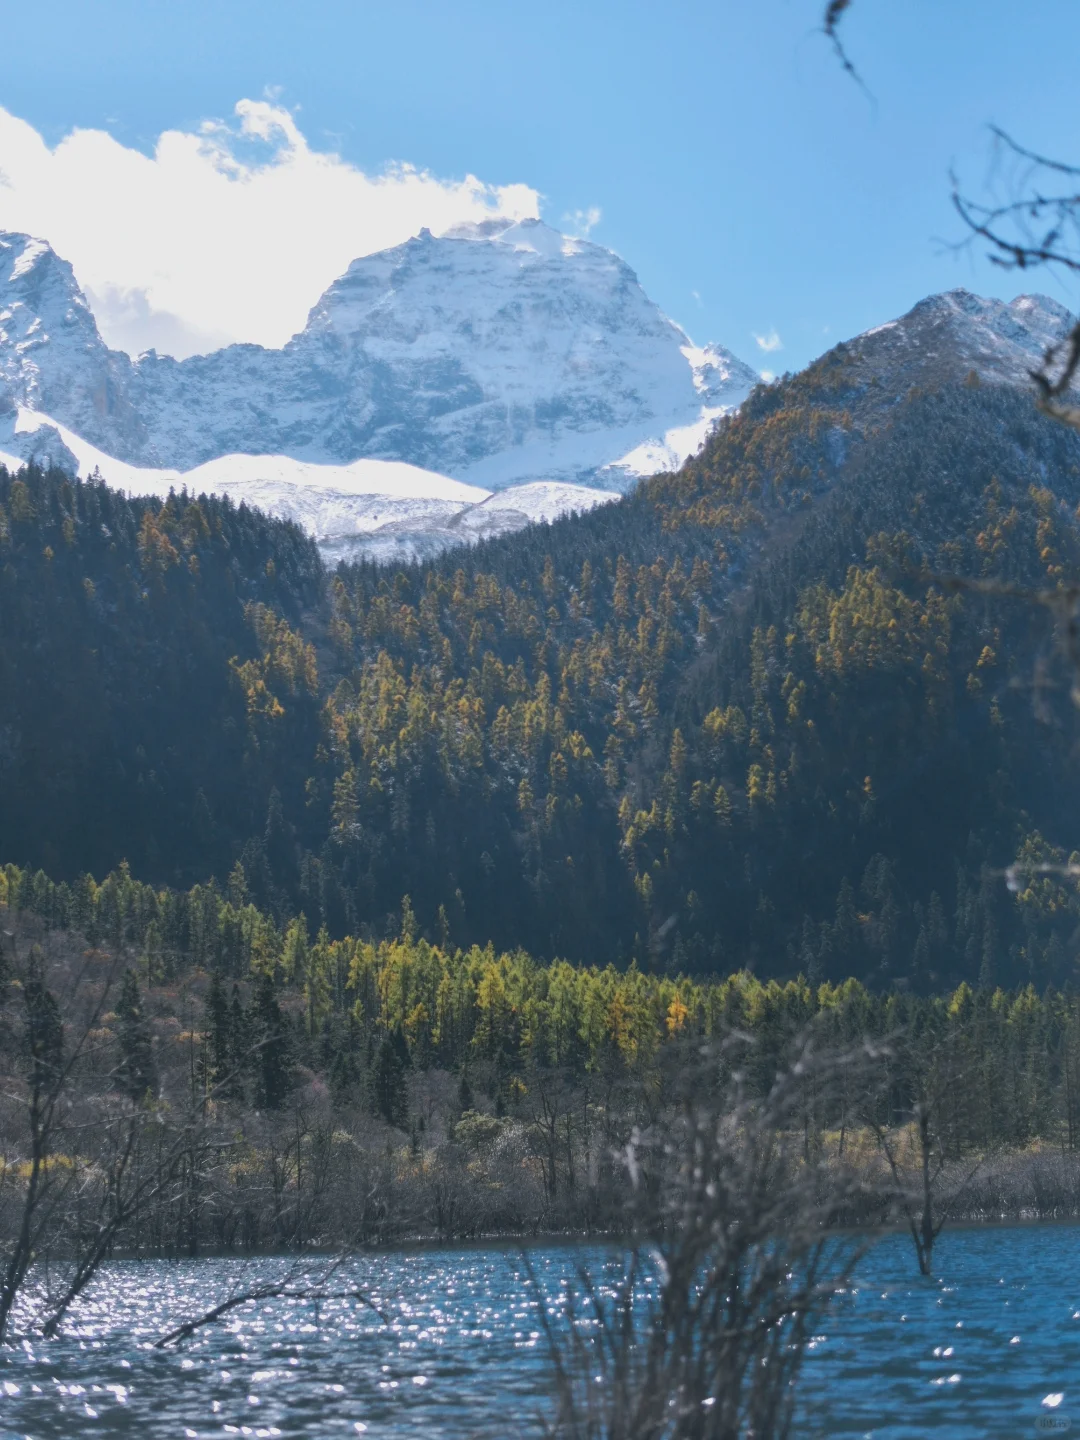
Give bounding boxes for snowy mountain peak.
[0,234,97,340]
[441,216,585,258]
[0,222,757,490]
[0,221,758,559]
[0,231,138,450]
[2,231,56,283]
[850,287,1076,392]
[682,341,760,405]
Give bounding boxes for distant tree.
[204,969,238,1098]
[329,1018,363,1103]
[24,945,63,1093]
[229,980,248,1060]
[251,971,293,1110]
[863,1013,987,1277]
[114,968,157,1103]
[370,1027,410,1128]
[0,945,220,1341]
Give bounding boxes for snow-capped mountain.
[0,222,758,560]
[7,217,1061,566]
[844,290,1076,399]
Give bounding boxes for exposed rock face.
[0,234,145,454]
[842,290,1075,404]
[6,219,1067,564]
[0,221,758,490]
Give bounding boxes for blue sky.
[1,0,1078,367]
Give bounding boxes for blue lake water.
[1,1225,1079,1438]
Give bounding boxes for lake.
[2,1224,1079,1438]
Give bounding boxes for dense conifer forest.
[5,855,1080,1153]
[4,348,1080,993]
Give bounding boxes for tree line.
[5,857,1080,1157]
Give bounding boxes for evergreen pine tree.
[205,970,232,1092]
[251,971,292,1110]
[799,917,821,987]
[229,981,248,1066]
[115,968,157,1102]
[329,1016,362,1103]
[370,1027,409,1128]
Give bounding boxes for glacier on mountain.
[0,221,759,559]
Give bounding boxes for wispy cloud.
[753,328,784,353]
[0,100,540,357]
[563,206,601,238]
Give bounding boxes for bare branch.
[824,0,856,74]
[949,127,1080,428]
[155,1257,387,1347]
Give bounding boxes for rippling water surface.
[2,1225,1079,1438]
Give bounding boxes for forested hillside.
[5,336,1080,991]
[0,472,323,879]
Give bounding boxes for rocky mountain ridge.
[835,290,1075,408]
[0,221,759,558]
[2,220,1075,562]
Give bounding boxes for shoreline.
[55,1205,1080,1267]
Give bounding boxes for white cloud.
[563,206,601,238]
[753,328,783,353]
[0,100,540,357]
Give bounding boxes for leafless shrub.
[944,1147,1080,1222]
[0,930,243,1339]
[532,1030,886,1440]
